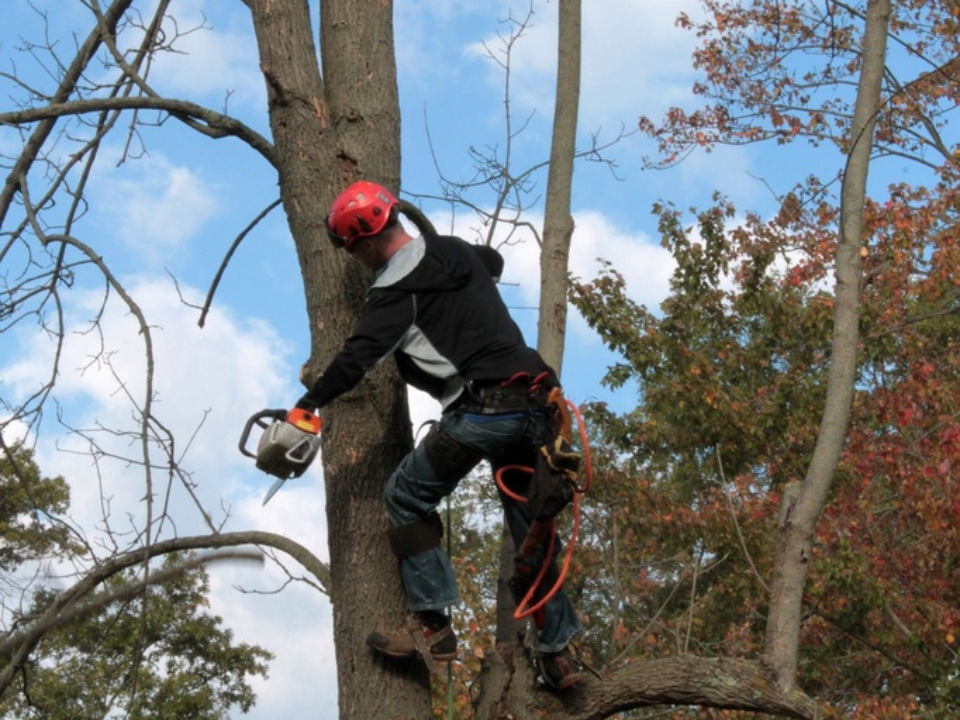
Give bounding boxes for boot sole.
[366,636,458,663]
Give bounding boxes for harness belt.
[455,372,552,415]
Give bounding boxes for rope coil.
[495,399,592,620]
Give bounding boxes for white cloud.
[464,1,703,134]
[572,210,675,309]
[581,1,703,124]
[409,387,444,432]
[149,2,266,112]
[91,154,221,257]
[1,275,305,528]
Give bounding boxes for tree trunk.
[537,0,581,376]
[763,0,891,690]
[249,1,429,718]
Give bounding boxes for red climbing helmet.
[326,180,399,249]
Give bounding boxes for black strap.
[387,512,443,558]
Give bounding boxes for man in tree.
[296,180,582,690]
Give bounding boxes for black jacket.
[302,234,554,410]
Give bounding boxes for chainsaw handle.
[238,408,288,459]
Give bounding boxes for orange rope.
[494,399,591,620]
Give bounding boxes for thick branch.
[543,655,818,720]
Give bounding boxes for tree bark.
[478,647,817,720]
[537,0,581,376]
[248,1,427,718]
[763,0,891,690]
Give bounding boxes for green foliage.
[0,555,273,720]
[571,194,835,500]
[0,444,77,571]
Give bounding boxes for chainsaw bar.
[262,477,287,506]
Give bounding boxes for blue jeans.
[384,410,581,653]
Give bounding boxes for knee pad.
[387,512,444,558]
[422,425,482,481]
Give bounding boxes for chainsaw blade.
[262,477,287,506]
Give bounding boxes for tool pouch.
[527,437,579,520]
[527,388,581,520]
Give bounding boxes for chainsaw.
[239,408,322,505]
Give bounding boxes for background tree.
[635,7,958,705]
[0,555,272,720]
[0,447,272,719]
[563,0,957,717]
[0,444,76,582]
[569,167,959,720]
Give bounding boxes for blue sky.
[0,1,799,718]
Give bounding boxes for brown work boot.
[537,646,582,690]
[366,613,458,671]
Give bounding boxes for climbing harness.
[495,388,592,622]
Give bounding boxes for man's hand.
[295,393,318,411]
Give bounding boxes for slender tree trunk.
[249,1,428,718]
[537,0,581,376]
[487,3,583,710]
[764,0,891,689]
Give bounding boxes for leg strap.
[387,512,443,558]
[407,615,438,672]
